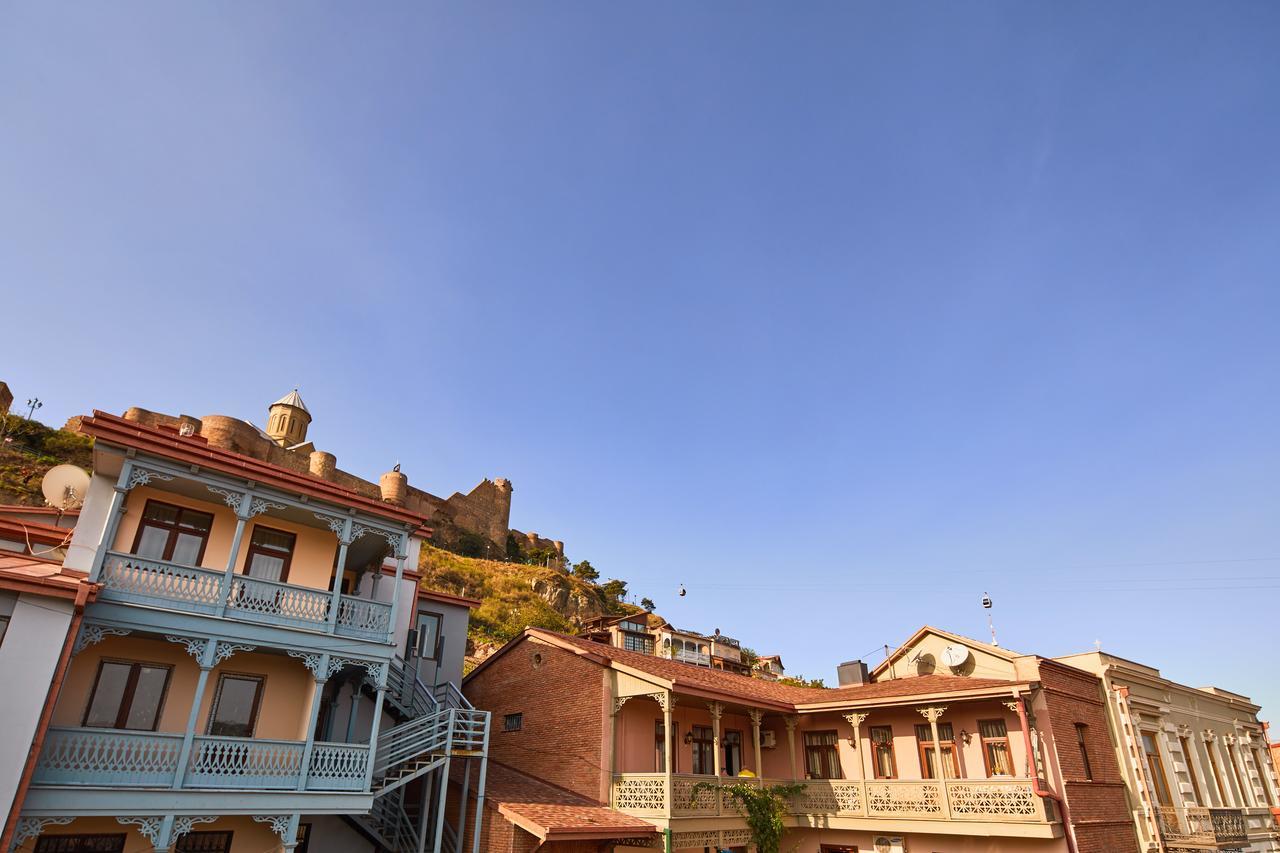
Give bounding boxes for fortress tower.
[266,389,311,447]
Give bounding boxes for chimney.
[380,468,408,506]
[836,660,869,686]
[310,451,336,480]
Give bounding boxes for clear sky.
[4,3,1279,713]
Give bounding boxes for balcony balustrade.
[611,773,1055,826]
[671,649,711,666]
[33,727,371,792]
[1156,805,1249,847]
[98,552,392,641]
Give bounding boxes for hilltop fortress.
[76,390,564,562]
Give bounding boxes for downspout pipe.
[1016,693,1078,853]
[0,582,96,852]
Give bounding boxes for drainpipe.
[1015,693,1078,853]
[0,581,96,851]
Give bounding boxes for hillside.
[417,543,638,660]
[0,415,93,506]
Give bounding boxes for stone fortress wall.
[72,393,556,560]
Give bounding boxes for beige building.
[1058,650,1280,852]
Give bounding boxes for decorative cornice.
[165,634,210,660]
[127,468,174,491]
[172,817,218,840]
[214,642,256,664]
[784,715,800,733]
[207,486,244,512]
[918,706,947,723]
[613,696,633,715]
[117,817,166,846]
[11,817,74,849]
[1202,729,1218,743]
[747,708,765,726]
[252,815,295,842]
[247,497,286,518]
[707,701,723,722]
[74,624,131,655]
[655,692,676,713]
[1003,700,1022,714]
[843,711,870,729]
[314,512,350,542]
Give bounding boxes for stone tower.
[266,389,311,447]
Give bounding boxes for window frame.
[175,832,234,853]
[81,658,173,731]
[1180,735,1204,805]
[1075,723,1094,782]
[690,725,715,775]
[503,713,523,732]
[130,499,214,566]
[205,672,266,737]
[1251,747,1275,807]
[1141,731,1173,806]
[414,610,444,661]
[723,729,743,776]
[655,719,679,773]
[621,631,654,655]
[1205,738,1229,804]
[978,718,1013,778]
[803,729,844,780]
[242,524,297,582]
[869,725,897,779]
[35,834,127,853]
[915,722,960,779]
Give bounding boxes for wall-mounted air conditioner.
[761,730,777,749]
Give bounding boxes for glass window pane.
[177,510,213,534]
[134,526,170,560]
[142,503,179,525]
[979,719,1007,739]
[246,553,285,581]
[250,527,293,552]
[171,532,204,566]
[123,665,169,730]
[208,676,261,737]
[987,742,1011,775]
[84,662,132,728]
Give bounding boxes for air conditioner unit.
[761,730,777,749]
[872,837,906,853]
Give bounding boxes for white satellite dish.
[41,464,91,510]
[941,644,972,669]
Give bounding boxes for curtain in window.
[804,731,842,779]
[980,719,1012,776]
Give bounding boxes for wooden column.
[171,639,219,788]
[660,693,675,812]
[216,488,254,617]
[325,517,354,630]
[919,706,950,816]
[88,460,133,583]
[709,702,724,778]
[296,653,332,791]
[784,716,799,781]
[386,532,410,644]
[843,711,870,780]
[749,709,764,780]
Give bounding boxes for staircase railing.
[385,655,439,719]
[431,681,473,712]
[375,709,454,780]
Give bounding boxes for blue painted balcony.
[33,727,371,792]
[97,552,392,642]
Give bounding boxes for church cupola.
[266,389,311,447]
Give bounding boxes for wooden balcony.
[98,552,392,641]
[610,773,1058,830]
[33,727,370,792]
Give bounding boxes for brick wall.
[1038,659,1139,852]
[463,637,607,801]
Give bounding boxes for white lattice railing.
[612,774,1054,825]
[98,551,394,641]
[306,742,372,790]
[187,736,305,788]
[34,727,183,787]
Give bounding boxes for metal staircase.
[346,657,490,853]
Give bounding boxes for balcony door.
[131,500,213,566]
[206,673,264,737]
[724,730,743,776]
[916,723,960,779]
[244,526,296,583]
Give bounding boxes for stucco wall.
[0,591,74,821]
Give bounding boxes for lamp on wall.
[684,731,694,745]
[960,729,972,745]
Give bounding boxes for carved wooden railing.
[98,551,392,641]
[610,774,1053,824]
[32,727,370,791]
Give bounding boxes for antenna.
[982,592,998,647]
[41,464,91,512]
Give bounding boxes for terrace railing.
[611,774,1054,825]
[99,551,392,642]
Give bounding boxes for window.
[35,835,126,853]
[803,730,843,780]
[175,833,233,853]
[1251,748,1275,807]
[870,726,897,779]
[691,725,715,775]
[243,525,296,582]
[1226,743,1249,805]
[1205,739,1229,804]
[621,631,654,654]
[83,660,172,730]
[618,619,647,633]
[979,719,1013,777]
[915,722,959,779]
[295,824,311,853]
[504,713,523,732]
[1181,736,1204,805]
[655,720,678,772]
[132,500,213,565]
[1141,732,1173,805]
[1075,723,1094,782]
[724,730,743,776]
[206,673,264,737]
[414,611,443,660]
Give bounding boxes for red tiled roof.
[478,762,657,842]
[0,516,75,549]
[79,411,429,528]
[0,553,96,601]
[507,629,1025,711]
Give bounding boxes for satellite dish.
[941,644,972,669]
[41,464,91,510]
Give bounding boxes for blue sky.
[4,3,1279,712]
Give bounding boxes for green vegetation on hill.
[0,415,93,506]
[418,544,639,648]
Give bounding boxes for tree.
[778,674,825,689]
[640,597,656,612]
[690,781,803,853]
[600,579,627,601]
[571,560,599,581]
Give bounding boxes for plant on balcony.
[691,780,804,853]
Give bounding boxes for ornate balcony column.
[748,709,765,781]
[709,702,724,779]
[385,530,411,645]
[170,636,256,788]
[843,711,870,780]
[207,485,270,617]
[362,662,392,791]
[289,652,336,791]
[784,716,800,781]
[88,460,135,582]
[317,515,354,631]
[658,692,676,812]
[118,815,213,853]
[253,814,301,853]
[918,706,951,816]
